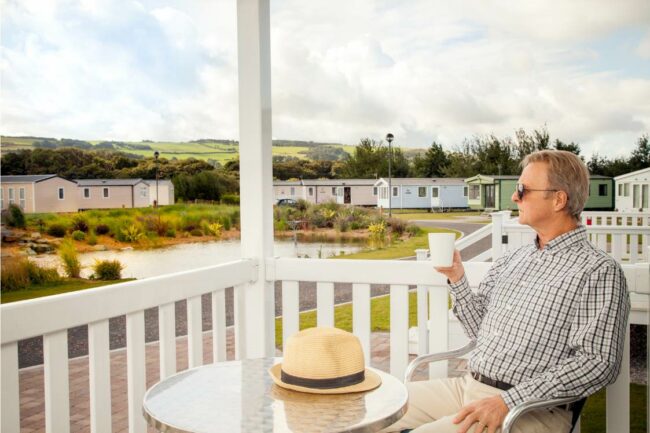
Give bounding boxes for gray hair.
[521,150,589,221]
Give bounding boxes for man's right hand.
[434,249,465,284]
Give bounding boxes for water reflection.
[30,239,364,279]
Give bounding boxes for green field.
[0,136,358,163]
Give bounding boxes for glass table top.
[143,357,408,433]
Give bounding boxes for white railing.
[1,259,256,433]
[2,254,648,433]
[490,211,650,263]
[581,211,650,228]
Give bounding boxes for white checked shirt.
[448,225,630,409]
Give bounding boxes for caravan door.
[431,187,440,208]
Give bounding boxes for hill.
[0,136,362,163]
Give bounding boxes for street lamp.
[154,151,160,208]
[386,133,394,217]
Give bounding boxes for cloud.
[1,0,649,159]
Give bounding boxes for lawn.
[275,292,647,433]
[392,210,491,222]
[1,278,134,304]
[337,227,461,260]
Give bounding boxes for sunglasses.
[515,183,559,200]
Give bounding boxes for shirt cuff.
[447,274,472,302]
[501,387,526,410]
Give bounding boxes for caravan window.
[431,187,439,198]
[19,188,25,209]
[418,187,427,197]
[598,184,607,196]
[58,188,64,200]
[469,185,480,200]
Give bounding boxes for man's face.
[511,162,558,228]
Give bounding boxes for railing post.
[491,211,505,260]
[237,0,275,358]
[415,249,429,355]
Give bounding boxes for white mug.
[428,232,456,267]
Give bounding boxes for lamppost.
[386,133,394,217]
[154,151,160,208]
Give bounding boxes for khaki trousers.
[382,374,572,433]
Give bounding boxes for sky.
[2,0,649,159]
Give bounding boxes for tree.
[341,138,386,178]
[470,135,518,175]
[629,134,649,172]
[412,142,449,177]
[553,139,581,155]
[443,145,478,178]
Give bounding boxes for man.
[385,150,630,433]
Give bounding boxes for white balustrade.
[1,251,647,433]
[0,259,256,433]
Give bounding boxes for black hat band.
[281,369,365,389]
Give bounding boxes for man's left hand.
[453,394,509,433]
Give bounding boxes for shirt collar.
[534,225,587,252]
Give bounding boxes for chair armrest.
[502,396,584,433]
[404,340,477,382]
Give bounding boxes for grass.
[392,210,491,222]
[274,291,648,433]
[337,227,461,260]
[0,278,134,304]
[274,292,419,348]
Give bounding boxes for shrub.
[3,204,26,228]
[334,215,351,232]
[25,261,60,285]
[141,215,169,236]
[221,194,240,205]
[1,259,30,291]
[71,215,89,233]
[165,227,176,238]
[91,259,123,280]
[190,228,203,237]
[296,199,309,212]
[87,232,98,246]
[275,218,289,231]
[47,223,67,238]
[59,239,81,278]
[387,217,408,236]
[120,224,144,243]
[368,221,387,241]
[204,222,223,238]
[95,224,110,235]
[406,224,423,236]
[72,230,86,241]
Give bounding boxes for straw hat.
[269,327,381,394]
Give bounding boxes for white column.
[237,0,275,358]
[491,211,504,260]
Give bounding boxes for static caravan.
[0,174,79,213]
[76,179,150,210]
[374,178,468,210]
[273,179,377,205]
[464,174,615,211]
[614,167,650,212]
[143,179,176,206]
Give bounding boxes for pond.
[30,239,365,279]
